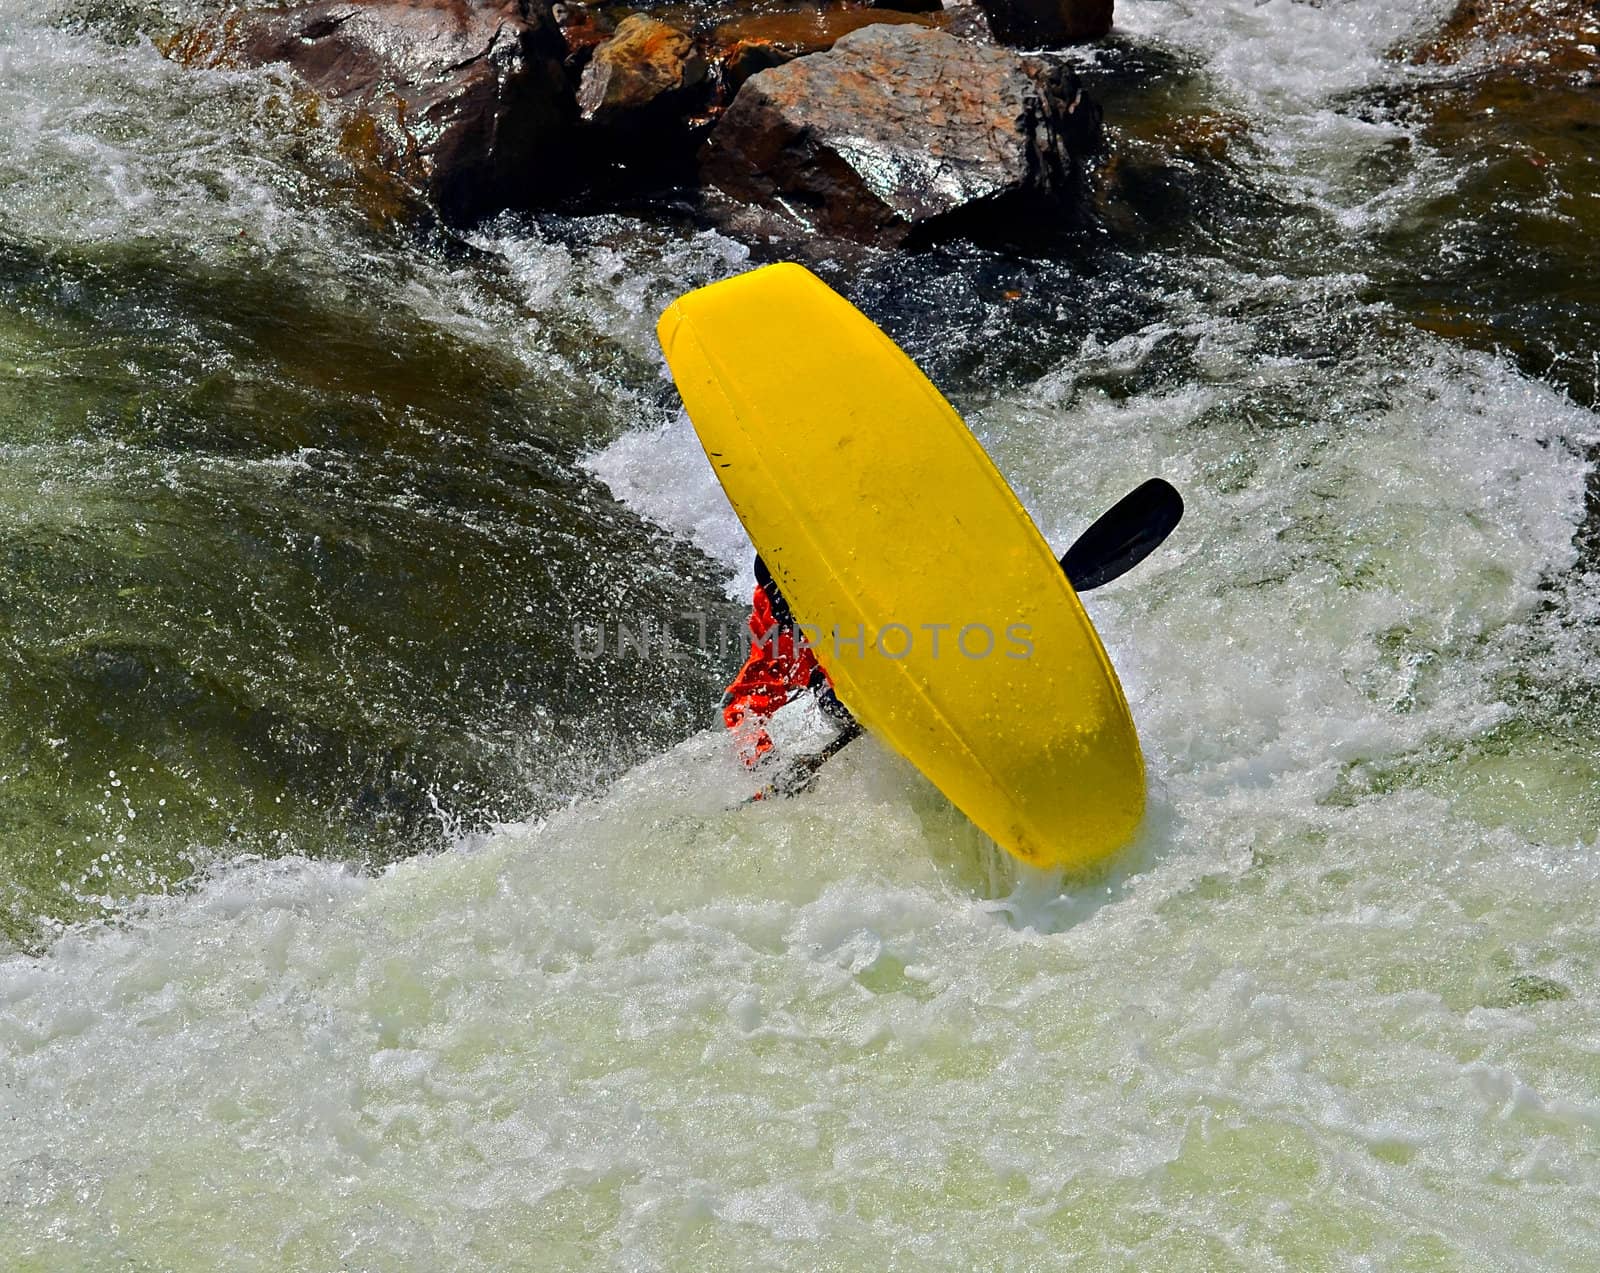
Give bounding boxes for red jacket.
[721,584,830,766]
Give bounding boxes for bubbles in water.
[3,0,1599,1263]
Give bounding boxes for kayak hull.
[659,263,1144,870]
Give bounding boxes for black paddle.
[745,478,1184,802]
[1058,478,1184,593]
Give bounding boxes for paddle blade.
[1060,478,1184,592]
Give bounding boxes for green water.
[0,211,748,943]
[2,0,1599,1264]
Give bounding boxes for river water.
[3,0,1598,1266]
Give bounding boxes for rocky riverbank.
[161,0,1109,243]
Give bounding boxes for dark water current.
[0,214,764,945]
[1,0,1596,952]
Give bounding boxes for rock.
[709,7,944,99]
[720,41,791,98]
[940,0,995,43]
[701,24,1102,244]
[161,0,575,223]
[552,3,612,70]
[577,15,707,128]
[1401,0,1599,161]
[1091,108,1251,241]
[1394,0,1599,410]
[1411,0,1598,80]
[976,0,1112,47]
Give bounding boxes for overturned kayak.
[658,263,1144,870]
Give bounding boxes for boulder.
[577,15,707,128]
[161,0,575,222]
[709,7,944,100]
[976,0,1112,47]
[701,24,1103,245]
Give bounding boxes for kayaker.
[721,555,853,768]
[722,479,1182,791]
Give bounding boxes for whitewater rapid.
[5,0,1600,1266]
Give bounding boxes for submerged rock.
[162,0,575,222]
[1410,0,1599,79]
[975,0,1112,47]
[701,24,1103,244]
[1401,0,1598,193]
[1386,0,1600,402]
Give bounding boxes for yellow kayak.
[658,263,1144,870]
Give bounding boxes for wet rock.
[1400,0,1599,190]
[1410,0,1599,79]
[552,2,612,71]
[976,0,1112,47]
[1092,108,1253,243]
[161,0,575,223]
[577,15,707,127]
[1386,0,1600,408]
[940,0,995,43]
[701,24,1103,245]
[720,40,791,97]
[709,7,944,99]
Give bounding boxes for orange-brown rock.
[1411,0,1599,77]
[577,15,708,127]
[161,0,575,223]
[702,24,1103,244]
[712,6,941,57]
[1390,0,1598,410]
[710,7,944,97]
[1403,0,1598,168]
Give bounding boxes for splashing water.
[3,0,1599,1266]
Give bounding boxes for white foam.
[5,0,1600,1264]
[585,407,755,597]
[1115,0,1466,232]
[1114,0,1458,110]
